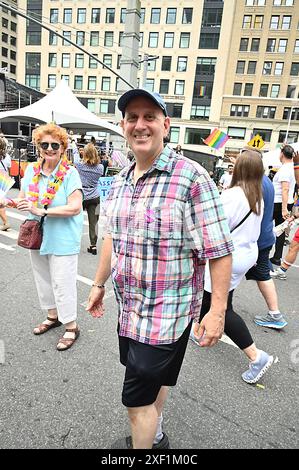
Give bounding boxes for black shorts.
[245,246,272,282]
[119,320,192,408]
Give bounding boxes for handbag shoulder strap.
[231,209,252,233]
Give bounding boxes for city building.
[1,0,299,162]
[0,0,17,79]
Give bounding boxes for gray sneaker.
[242,350,273,384]
[254,313,287,329]
[270,268,287,280]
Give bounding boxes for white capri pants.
[30,251,78,324]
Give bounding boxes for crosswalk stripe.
[0,242,15,251]
[0,229,18,240]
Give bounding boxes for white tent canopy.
[0,80,123,137]
[262,142,299,169]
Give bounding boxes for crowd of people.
[0,87,299,449]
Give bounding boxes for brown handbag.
[17,217,45,250]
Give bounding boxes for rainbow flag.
[203,129,229,150]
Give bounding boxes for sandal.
[87,246,97,255]
[57,327,80,351]
[33,316,62,335]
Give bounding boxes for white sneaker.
[270,268,287,280]
[0,223,10,231]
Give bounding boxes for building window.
[2,33,8,43]
[48,53,57,67]
[233,83,242,95]
[151,8,161,24]
[91,8,100,23]
[10,37,16,47]
[254,15,263,28]
[161,56,172,71]
[252,129,272,142]
[168,103,183,118]
[271,84,280,98]
[202,8,223,27]
[278,39,288,52]
[63,31,71,46]
[170,127,180,144]
[263,61,272,74]
[270,16,279,29]
[290,62,299,76]
[100,100,108,114]
[278,131,298,144]
[63,9,72,24]
[274,62,284,75]
[120,8,126,23]
[159,79,169,94]
[244,83,253,96]
[251,38,260,51]
[10,65,16,74]
[247,61,257,74]
[89,54,98,69]
[87,99,95,113]
[236,61,245,74]
[242,15,252,28]
[145,79,155,92]
[164,33,174,48]
[166,8,177,24]
[10,22,17,32]
[230,105,250,117]
[90,31,99,46]
[88,76,97,91]
[199,33,220,49]
[61,75,69,85]
[259,84,269,97]
[273,0,282,4]
[62,53,70,68]
[180,33,190,48]
[26,32,41,45]
[26,52,41,71]
[196,58,216,75]
[266,38,276,52]
[75,54,84,68]
[74,76,83,90]
[25,74,40,90]
[294,39,299,53]
[147,59,156,72]
[103,54,112,68]
[140,8,145,24]
[256,106,276,119]
[175,80,185,95]
[10,51,16,61]
[227,127,246,140]
[77,8,86,24]
[282,16,291,29]
[190,106,210,120]
[184,128,210,145]
[239,38,249,51]
[48,74,56,89]
[139,32,144,48]
[101,77,111,91]
[182,8,193,24]
[106,8,115,23]
[50,9,58,24]
[193,81,213,99]
[49,32,57,46]
[177,57,187,72]
[283,108,299,121]
[104,32,113,47]
[149,32,159,48]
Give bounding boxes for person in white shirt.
[270,144,295,266]
[219,164,234,191]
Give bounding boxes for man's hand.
[293,151,299,165]
[194,309,225,347]
[86,286,105,318]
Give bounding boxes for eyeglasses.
[40,142,61,151]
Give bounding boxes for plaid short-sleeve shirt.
[104,146,233,345]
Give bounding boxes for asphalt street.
[0,188,298,450]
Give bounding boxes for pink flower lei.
[27,156,71,206]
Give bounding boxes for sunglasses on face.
[40,142,61,151]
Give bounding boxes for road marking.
[0,242,15,251]
[0,229,18,240]
[6,209,98,227]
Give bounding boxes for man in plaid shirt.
[86,89,233,449]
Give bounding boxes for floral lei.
[27,155,71,206]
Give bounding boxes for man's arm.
[194,254,232,347]
[281,181,290,219]
[86,237,112,317]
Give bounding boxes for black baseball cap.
[118,89,168,117]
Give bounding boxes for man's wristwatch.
[92,283,105,289]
